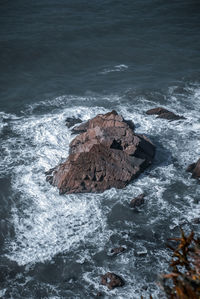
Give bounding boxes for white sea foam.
[100,64,128,74]
[1,84,200,297]
[0,112,21,134]
[2,107,113,265]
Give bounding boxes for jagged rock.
[187,158,200,180]
[130,193,145,208]
[65,117,82,128]
[46,111,155,194]
[48,144,146,194]
[101,272,124,290]
[110,246,126,255]
[71,110,135,134]
[146,107,185,121]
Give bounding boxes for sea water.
[0,1,200,298]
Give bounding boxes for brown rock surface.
[186,158,200,180]
[71,110,135,134]
[46,111,155,194]
[101,272,124,289]
[146,107,185,121]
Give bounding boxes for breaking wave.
[100,64,129,74]
[1,82,200,297]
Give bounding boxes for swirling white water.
[0,84,200,298]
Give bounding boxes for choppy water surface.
[0,84,200,298]
[1,0,200,298]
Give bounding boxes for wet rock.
[101,272,125,290]
[65,117,82,128]
[46,175,53,185]
[146,107,185,121]
[44,167,56,176]
[48,144,146,194]
[193,218,200,224]
[46,111,155,194]
[186,162,196,173]
[146,107,169,116]
[71,110,135,134]
[110,246,126,255]
[72,110,123,133]
[124,119,135,131]
[96,292,103,297]
[130,194,145,208]
[187,158,200,180]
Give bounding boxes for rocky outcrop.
[46,110,155,194]
[101,272,124,289]
[146,107,185,121]
[186,158,200,180]
[130,193,145,208]
[71,110,135,134]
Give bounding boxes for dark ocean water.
[0,1,200,298]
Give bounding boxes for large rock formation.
[46,110,155,194]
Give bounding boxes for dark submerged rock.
[96,292,103,297]
[187,158,200,180]
[146,107,185,121]
[186,163,196,173]
[146,107,169,115]
[110,246,126,255]
[65,117,82,128]
[46,111,155,194]
[130,193,145,208]
[101,272,124,290]
[193,218,200,224]
[44,167,56,176]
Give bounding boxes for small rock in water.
[130,194,145,208]
[65,117,82,128]
[96,292,103,297]
[146,107,185,121]
[193,218,200,224]
[110,246,126,255]
[101,272,124,290]
[186,158,200,180]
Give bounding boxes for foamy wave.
[2,107,113,265]
[100,64,128,74]
[0,112,21,134]
[1,84,200,297]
